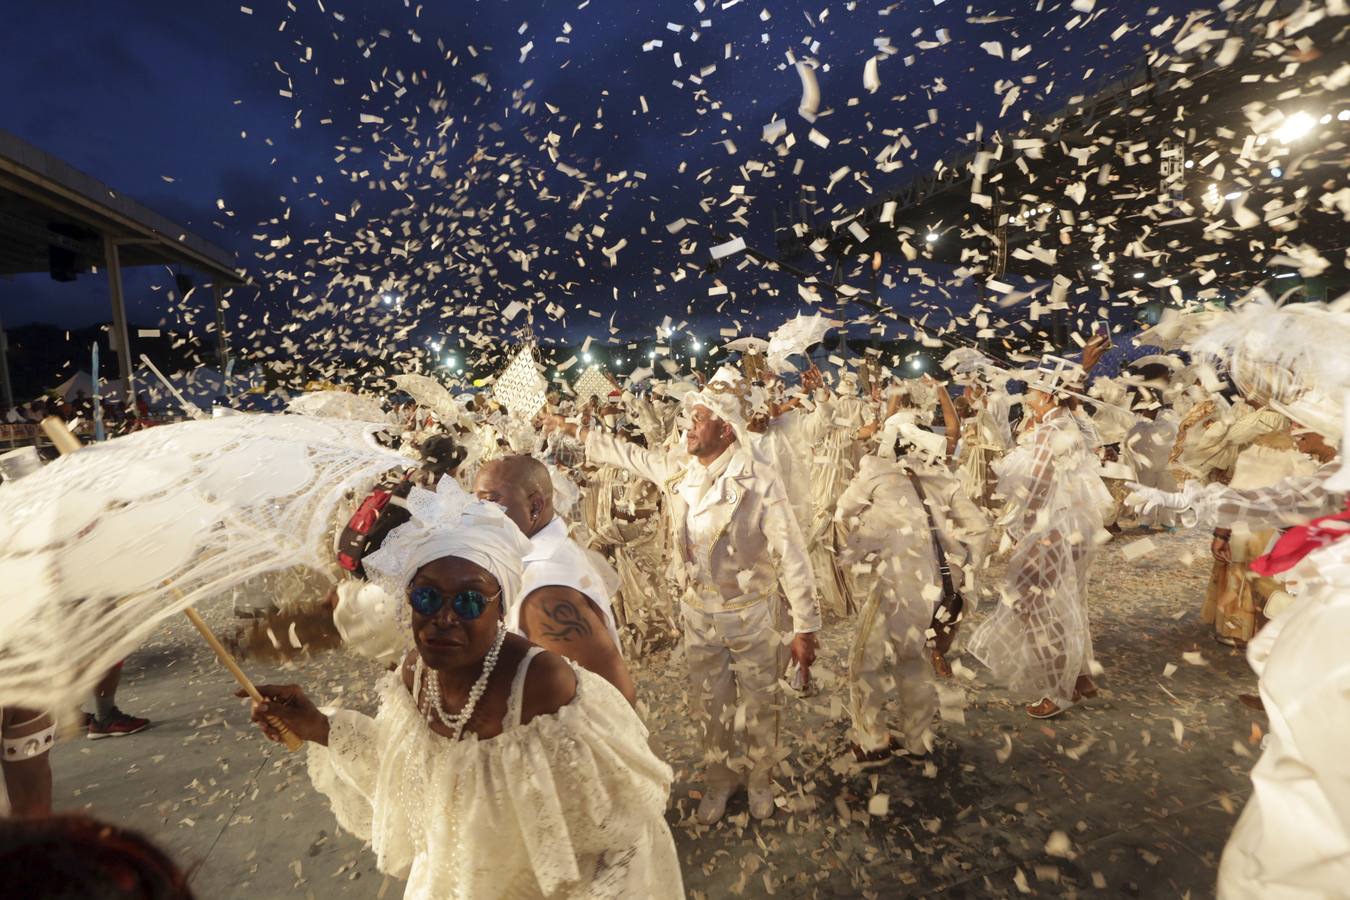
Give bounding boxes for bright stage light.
[1275,111,1314,144]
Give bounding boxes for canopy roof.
[0,128,242,282]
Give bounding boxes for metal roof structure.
[0,128,246,394]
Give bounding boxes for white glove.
[1124,481,1203,516]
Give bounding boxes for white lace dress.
[968,409,1114,706]
[307,648,685,899]
[1166,468,1350,898]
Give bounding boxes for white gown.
[1164,467,1350,899]
[308,651,685,899]
[968,408,1113,706]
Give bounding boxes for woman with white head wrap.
[242,480,685,900]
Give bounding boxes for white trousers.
[681,599,782,790]
[847,560,937,754]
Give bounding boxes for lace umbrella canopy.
[0,414,410,712]
[288,390,390,423]
[391,374,470,429]
[1190,297,1350,441]
[766,314,841,374]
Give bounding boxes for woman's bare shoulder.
[518,649,579,725]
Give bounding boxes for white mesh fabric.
[968,410,1109,706]
[572,365,613,405]
[492,345,548,418]
[0,414,409,712]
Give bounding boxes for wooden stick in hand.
[183,609,304,752]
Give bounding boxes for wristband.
[2,714,56,760]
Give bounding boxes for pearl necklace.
[415,622,506,741]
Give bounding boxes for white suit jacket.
[834,455,990,604]
[586,432,822,633]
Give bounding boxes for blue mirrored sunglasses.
[408,586,498,620]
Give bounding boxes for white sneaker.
[748,785,775,820]
[697,784,733,825]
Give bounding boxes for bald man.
[474,456,637,704]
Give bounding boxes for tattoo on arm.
[540,596,594,642]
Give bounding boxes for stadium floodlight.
[1274,111,1315,144]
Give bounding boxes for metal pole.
[139,353,206,420]
[91,342,105,441]
[212,283,230,374]
[104,237,136,404]
[0,316,13,408]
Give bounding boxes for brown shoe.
[850,737,900,768]
[930,646,954,679]
[1073,675,1099,701]
[1026,698,1066,719]
[1238,693,1265,712]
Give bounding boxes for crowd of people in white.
[2,296,1348,899]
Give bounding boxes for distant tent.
[50,370,94,400]
[50,371,129,402]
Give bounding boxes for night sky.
[0,0,1199,364]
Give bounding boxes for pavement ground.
[46,527,1259,898]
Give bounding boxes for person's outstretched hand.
[237,684,330,746]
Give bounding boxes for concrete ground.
[47,527,1260,898]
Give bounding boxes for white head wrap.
[362,478,533,611]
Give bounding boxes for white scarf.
[681,444,735,504]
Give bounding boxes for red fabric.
[1250,497,1350,576]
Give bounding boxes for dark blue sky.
[0,0,1197,364]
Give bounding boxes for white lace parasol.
[288,390,390,423]
[391,373,470,428]
[0,414,410,712]
[722,336,769,354]
[766,314,841,373]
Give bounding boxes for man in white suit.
[543,376,821,824]
[835,426,989,764]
